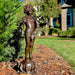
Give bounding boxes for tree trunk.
[49,17,54,28]
[45,18,49,36]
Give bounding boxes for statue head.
[24,5,34,15]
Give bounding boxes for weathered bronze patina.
[16,4,48,74]
[18,5,39,73]
[23,5,39,61]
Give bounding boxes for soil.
[0,44,75,75]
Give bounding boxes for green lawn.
[34,37,75,71]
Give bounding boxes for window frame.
[67,13,72,27]
[61,0,68,5]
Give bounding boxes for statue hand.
[32,31,36,35]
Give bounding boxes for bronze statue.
[17,5,39,73]
[17,4,48,73]
[22,5,39,61]
[22,5,39,62]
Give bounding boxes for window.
[67,13,72,27]
[61,0,67,5]
[67,15,70,25]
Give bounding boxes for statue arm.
[18,17,26,35]
[37,16,51,27]
[18,17,26,27]
[35,20,39,34]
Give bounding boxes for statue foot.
[20,59,36,74]
[25,60,35,73]
[14,59,37,74]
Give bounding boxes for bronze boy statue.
[17,4,48,73]
[17,5,39,73]
[23,5,39,62]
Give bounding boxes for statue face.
[24,5,34,15]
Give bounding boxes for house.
[53,0,75,31]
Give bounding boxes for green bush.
[58,27,75,37]
[4,45,15,61]
[58,31,67,36]
[0,0,23,61]
[68,27,75,37]
[52,28,60,33]
[49,28,60,35]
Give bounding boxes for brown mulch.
[0,62,18,75]
[32,45,75,75]
[0,45,75,75]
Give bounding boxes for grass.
[19,36,75,71]
[34,37,75,71]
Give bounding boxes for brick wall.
[61,9,67,31]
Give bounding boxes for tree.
[0,0,22,61]
[34,0,61,35]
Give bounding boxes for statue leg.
[29,38,35,60]
[25,36,31,61]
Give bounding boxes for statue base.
[15,59,37,74]
[23,60,35,73]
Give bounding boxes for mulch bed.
[0,45,75,75]
[32,45,75,75]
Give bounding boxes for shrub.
[58,27,75,37]
[52,28,60,33]
[4,45,15,61]
[66,30,72,37]
[0,0,23,61]
[49,28,60,35]
[58,31,67,36]
[68,27,75,37]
